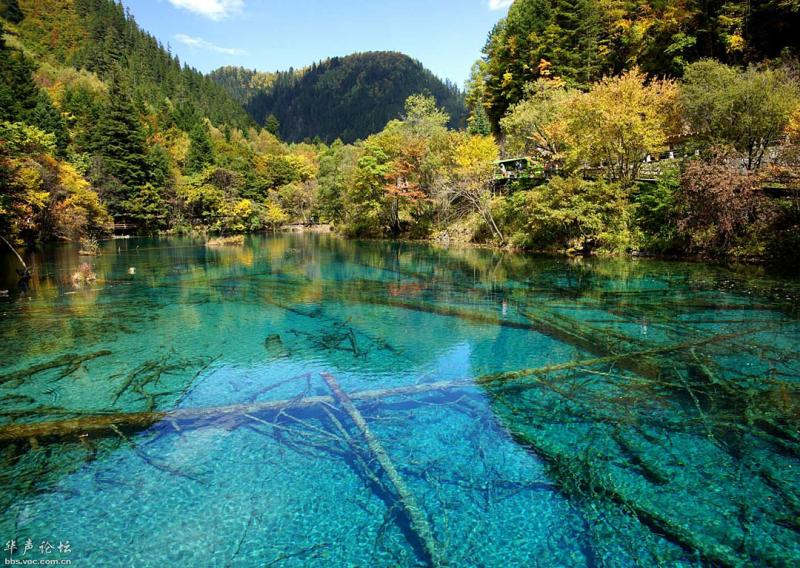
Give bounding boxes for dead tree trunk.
[321,372,442,567]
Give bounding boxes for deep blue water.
[0,235,799,566]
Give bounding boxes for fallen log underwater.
[3,259,796,565]
[476,328,761,386]
[0,351,113,387]
[322,372,442,568]
[1,343,794,564]
[0,380,475,444]
[496,419,793,568]
[343,294,769,382]
[0,327,766,446]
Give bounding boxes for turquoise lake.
[1,234,799,567]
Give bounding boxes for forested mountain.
[208,66,277,106]
[472,0,800,129]
[11,0,251,128]
[214,52,467,143]
[0,0,313,245]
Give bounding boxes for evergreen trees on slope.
[15,0,252,130]
[91,69,149,214]
[217,52,467,143]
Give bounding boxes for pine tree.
[0,22,13,117]
[99,28,124,78]
[543,0,593,82]
[0,32,39,122]
[0,0,23,24]
[575,0,603,84]
[94,68,148,213]
[186,121,214,174]
[467,104,492,135]
[145,144,174,190]
[264,114,280,136]
[31,92,68,154]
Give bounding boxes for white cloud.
[167,0,244,20]
[488,0,514,10]
[174,34,247,55]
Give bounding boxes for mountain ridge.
[211,51,467,143]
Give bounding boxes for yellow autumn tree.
[52,161,112,239]
[1,121,109,242]
[500,78,575,167]
[565,68,681,185]
[439,132,503,242]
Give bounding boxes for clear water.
[0,235,798,567]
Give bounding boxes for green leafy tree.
[682,60,800,170]
[510,176,633,253]
[279,181,317,224]
[256,153,313,188]
[403,94,450,133]
[316,140,360,222]
[633,165,683,253]
[344,148,390,236]
[365,95,451,236]
[177,174,225,226]
[500,78,575,167]
[264,114,280,136]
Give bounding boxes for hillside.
[473,0,800,129]
[1,0,305,245]
[9,0,251,129]
[3,0,797,266]
[213,52,467,143]
[207,66,277,106]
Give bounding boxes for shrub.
[78,236,99,256]
[71,262,96,286]
[509,176,634,254]
[677,160,775,256]
[633,165,685,254]
[206,235,245,247]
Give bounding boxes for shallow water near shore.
[1,234,799,566]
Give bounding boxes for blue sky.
[122,0,512,86]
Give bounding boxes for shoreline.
[353,233,796,272]
[6,227,798,276]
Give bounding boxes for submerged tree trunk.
[0,235,27,269]
[321,372,442,567]
[0,380,475,444]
